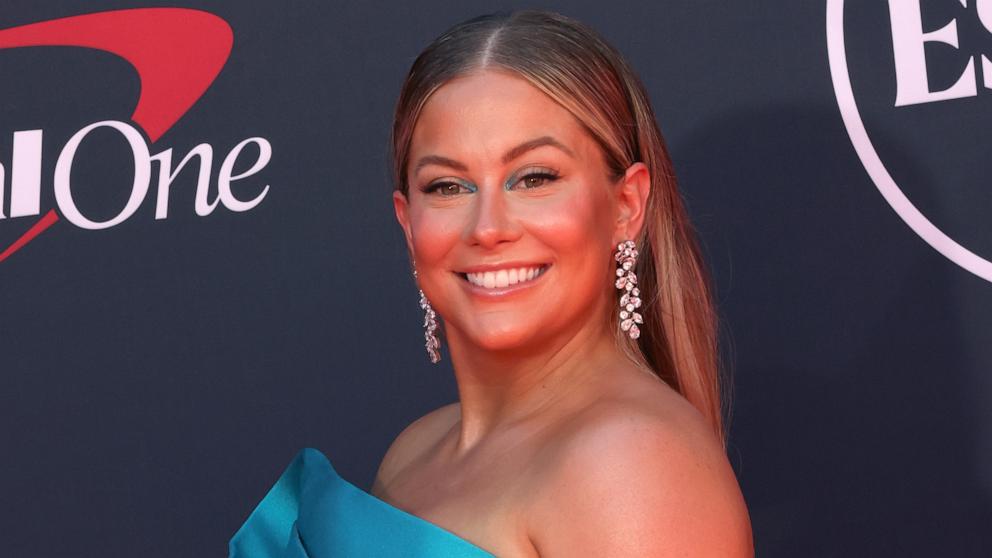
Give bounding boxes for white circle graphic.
[826,0,992,283]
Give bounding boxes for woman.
[231,9,752,557]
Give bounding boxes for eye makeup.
[504,166,560,190]
[420,178,478,195]
[419,166,561,195]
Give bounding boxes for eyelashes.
[421,168,561,196]
[512,170,560,191]
[422,180,476,196]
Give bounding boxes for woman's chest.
[381,448,551,557]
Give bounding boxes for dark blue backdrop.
[1,1,990,556]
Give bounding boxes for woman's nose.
[465,186,521,249]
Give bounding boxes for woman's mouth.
[457,264,550,289]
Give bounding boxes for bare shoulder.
[528,380,753,557]
[371,402,460,492]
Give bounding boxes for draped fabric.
[229,448,496,557]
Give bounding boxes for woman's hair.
[390,9,727,441]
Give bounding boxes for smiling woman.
[231,8,752,558]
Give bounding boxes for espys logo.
[828,0,992,283]
[0,8,271,264]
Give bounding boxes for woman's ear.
[614,161,651,243]
[393,190,416,257]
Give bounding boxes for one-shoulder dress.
[229,448,496,557]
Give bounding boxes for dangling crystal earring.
[614,240,643,340]
[413,268,441,364]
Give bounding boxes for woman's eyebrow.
[501,135,575,163]
[413,135,575,176]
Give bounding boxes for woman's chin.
[456,322,546,353]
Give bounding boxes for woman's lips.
[454,264,551,294]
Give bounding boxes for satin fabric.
[229,448,496,557]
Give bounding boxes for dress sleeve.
[229,451,310,558]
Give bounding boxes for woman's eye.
[512,172,559,190]
[425,182,471,196]
[423,172,558,195]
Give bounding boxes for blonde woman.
[231,9,752,557]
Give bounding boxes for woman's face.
[394,69,646,354]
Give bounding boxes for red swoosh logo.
[0,8,233,264]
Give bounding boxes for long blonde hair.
[391,9,727,441]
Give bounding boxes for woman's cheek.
[409,206,464,265]
[518,188,607,250]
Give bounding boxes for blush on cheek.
[524,184,616,312]
[520,185,612,252]
[409,205,463,263]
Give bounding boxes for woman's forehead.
[410,71,592,165]
[418,70,569,128]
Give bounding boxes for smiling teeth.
[466,266,546,288]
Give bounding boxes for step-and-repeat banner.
[2,2,990,556]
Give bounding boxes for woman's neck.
[444,314,624,454]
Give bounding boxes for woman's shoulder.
[571,371,722,458]
[526,375,754,556]
[548,375,726,486]
[372,402,460,490]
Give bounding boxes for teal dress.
[229,448,496,557]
